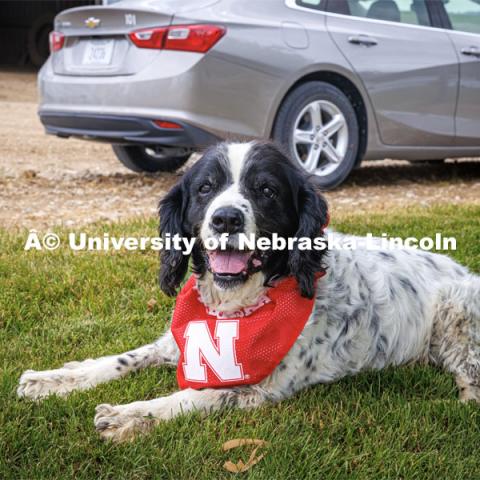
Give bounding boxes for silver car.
[39,0,480,189]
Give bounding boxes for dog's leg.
[94,328,339,442]
[17,331,179,400]
[94,386,269,442]
[430,276,480,402]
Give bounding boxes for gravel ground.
[0,69,479,230]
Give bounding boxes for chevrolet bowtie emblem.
[85,17,101,29]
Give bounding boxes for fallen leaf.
[146,298,157,312]
[222,438,269,451]
[222,439,269,473]
[22,169,37,179]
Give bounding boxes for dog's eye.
[261,185,276,199]
[199,183,212,195]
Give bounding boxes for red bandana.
[171,275,321,390]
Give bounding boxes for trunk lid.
[52,1,219,76]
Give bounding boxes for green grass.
[1,205,479,479]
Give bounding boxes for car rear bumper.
[38,46,281,141]
[39,111,220,147]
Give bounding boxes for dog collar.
[171,274,323,390]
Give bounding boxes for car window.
[444,0,480,34]
[295,0,328,11]
[327,0,433,26]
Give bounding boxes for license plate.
[82,40,114,66]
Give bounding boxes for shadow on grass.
[304,365,457,403]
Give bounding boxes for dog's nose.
[211,207,244,234]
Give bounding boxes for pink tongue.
[209,251,251,274]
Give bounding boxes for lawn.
[1,204,479,479]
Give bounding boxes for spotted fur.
[17,141,480,443]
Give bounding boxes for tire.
[27,13,55,68]
[112,145,192,173]
[273,81,360,190]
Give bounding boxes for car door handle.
[348,35,378,47]
[461,46,480,57]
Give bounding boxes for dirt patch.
[3,161,478,229]
[0,102,123,179]
[0,70,479,230]
[0,68,38,103]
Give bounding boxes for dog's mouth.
[208,249,253,276]
[206,247,263,287]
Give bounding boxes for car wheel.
[273,81,360,190]
[112,145,192,173]
[27,13,55,67]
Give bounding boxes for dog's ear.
[288,179,329,298]
[158,180,190,296]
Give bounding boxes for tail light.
[165,25,225,53]
[153,120,183,130]
[129,24,225,53]
[49,31,65,53]
[129,28,166,49]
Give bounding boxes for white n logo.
[183,320,243,383]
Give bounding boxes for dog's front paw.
[17,368,88,400]
[94,404,156,443]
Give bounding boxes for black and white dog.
[18,141,480,443]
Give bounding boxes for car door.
[325,0,459,146]
[443,0,480,146]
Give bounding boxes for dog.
[18,141,480,443]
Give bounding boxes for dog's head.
[159,141,328,299]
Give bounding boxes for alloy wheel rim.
[292,100,349,176]
[144,146,190,160]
